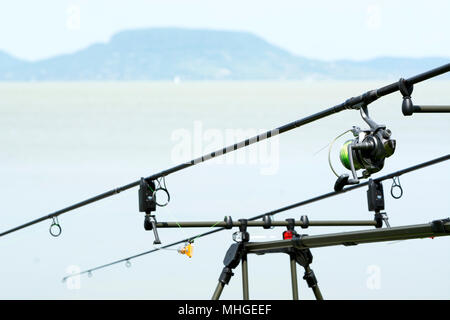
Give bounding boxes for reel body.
[333,105,396,191]
[339,127,396,177]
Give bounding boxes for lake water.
[0,81,449,299]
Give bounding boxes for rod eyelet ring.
[390,176,403,199]
[49,217,62,237]
[125,260,131,268]
[154,187,170,207]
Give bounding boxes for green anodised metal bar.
[413,105,450,113]
[212,282,225,300]
[290,254,299,300]
[305,265,323,300]
[156,220,377,228]
[241,254,249,300]
[244,220,450,253]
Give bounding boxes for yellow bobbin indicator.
[178,243,193,258]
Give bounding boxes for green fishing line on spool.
[339,140,362,171]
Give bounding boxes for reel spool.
[332,105,396,191]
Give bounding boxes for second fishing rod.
[62,153,450,281]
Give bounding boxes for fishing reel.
[331,105,396,191]
[139,176,171,244]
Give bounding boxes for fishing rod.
[62,154,449,281]
[1,63,449,240]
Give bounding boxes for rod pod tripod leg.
[211,247,250,300]
[241,253,249,300]
[291,246,324,300]
[211,242,245,300]
[212,281,225,300]
[303,265,323,300]
[290,253,299,300]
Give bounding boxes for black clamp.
[303,268,319,288]
[262,215,273,229]
[286,218,295,231]
[239,219,248,232]
[292,234,306,248]
[293,247,313,268]
[373,212,384,229]
[139,178,162,244]
[219,242,244,285]
[283,218,299,239]
[431,218,450,234]
[399,78,415,116]
[232,219,249,243]
[286,235,320,290]
[218,267,234,285]
[144,214,161,244]
[292,245,319,289]
[224,216,233,229]
[300,215,309,229]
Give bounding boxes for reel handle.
[346,141,371,184]
[334,174,359,192]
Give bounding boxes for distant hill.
[0,51,29,78]
[0,28,448,81]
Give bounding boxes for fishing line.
[328,129,353,177]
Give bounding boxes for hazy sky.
[1,0,449,61]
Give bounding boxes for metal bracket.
[431,218,450,233]
[144,214,161,244]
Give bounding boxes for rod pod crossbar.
[156,218,378,228]
[399,77,450,116]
